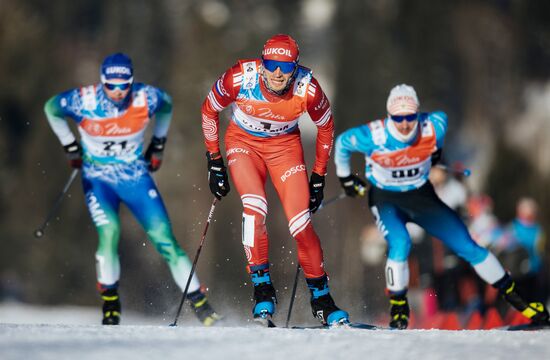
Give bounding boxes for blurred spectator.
[467,194,503,248]
[495,197,548,303]
[360,225,387,267]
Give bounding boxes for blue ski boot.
[251,264,277,327]
[306,275,349,326]
[187,288,223,326]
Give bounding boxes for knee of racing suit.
[288,209,311,239]
[290,212,325,279]
[146,222,186,264]
[241,195,269,267]
[96,222,120,253]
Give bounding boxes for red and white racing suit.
[201,59,334,278]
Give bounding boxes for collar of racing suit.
[386,117,419,144]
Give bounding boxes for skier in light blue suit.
[334,84,549,329]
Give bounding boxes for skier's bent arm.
[152,89,173,139]
[307,77,334,176]
[201,65,239,158]
[334,126,373,178]
[44,95,76,146]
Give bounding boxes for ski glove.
[338,174,367,197]
[145,136,166,172]
[309,172,325,213]
[207,152,230,200]
[431,148,442,166]
[63,140,82,169]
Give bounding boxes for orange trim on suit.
[80,101,149,138]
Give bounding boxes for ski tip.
[253,315,277,328]
[346,322,382,330]
[500,322,550,331]
[291,322,382,330]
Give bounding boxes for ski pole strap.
[310,287,329,298]
[252,273,271,285]
[249,264,270,272]
[306,279,330,299]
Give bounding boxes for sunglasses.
[262,59,297,74]
[390,113,418,123]
[103,82,132,91]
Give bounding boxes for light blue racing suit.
[334,113,506,293]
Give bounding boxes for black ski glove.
[207,152,230,200]
[338,174,367,197]
[145,136,166,172]
[431,148,443,166]
[63,140,82,169]
[309,172,325,213]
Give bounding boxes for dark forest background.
[1,0,550,325]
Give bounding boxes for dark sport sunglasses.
[262,59,297,74]
[103,82,132,91]
[390,113,418,123]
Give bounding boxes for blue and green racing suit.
[44,83,201,293]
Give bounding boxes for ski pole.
[34,169,80,238]
[317,192,347,211]
[170,197,218,327]
[435,164,471,177]
[285,264,302,328]
[318,183,367,211]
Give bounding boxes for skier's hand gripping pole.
[170,197,218,327]
[338,174,368,198]
[34,169,80,238]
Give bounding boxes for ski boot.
[251,265,277,327]
[306,275,349,326]
[494,273,550,325]
[388,293,409,329]
[101,288,121,325]
[187,288,223,326]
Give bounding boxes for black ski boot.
[101,288,121,325]
[187,289,222,326]
[389,293,409,329]
[494,273,550,325]
[251,265,277,327]
[306,275,349,326]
